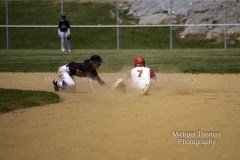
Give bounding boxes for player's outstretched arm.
[96,77,106,86]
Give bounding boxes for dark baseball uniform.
[54,54,105,91]
[66,60,105,85]
[58,20,70,32]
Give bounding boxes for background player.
[53,55,105,91]
[112,56,157,95]
[58,14,71,52]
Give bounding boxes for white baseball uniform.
[130,66,151,93]
[57,65,75,89]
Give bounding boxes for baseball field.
[0,49,240,160]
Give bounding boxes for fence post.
[224,0,227,49]
[5,0,9,50]
[116,0,120,50]
[169,0,173,50]
[61,0,64,15]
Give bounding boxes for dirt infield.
[0,73,239,160]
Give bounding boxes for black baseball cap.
[90,55,103,63]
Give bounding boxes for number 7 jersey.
[130,66,156,88]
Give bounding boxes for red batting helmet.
[134,56,145,67]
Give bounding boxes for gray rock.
[127,0,240,41]
[139,13,169,25]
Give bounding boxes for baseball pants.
[57,65,75,89]
[60,32,71,52]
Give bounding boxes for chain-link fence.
[0,0,240,49]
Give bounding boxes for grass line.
[0,88,61,113]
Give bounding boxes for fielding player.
[58,14,71,52]
[112,56,157,94]
[53,55,105,91]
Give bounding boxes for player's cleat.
[68,49,72,52]
[53,80,59,91]
[138,84,150,95]
[61,49,66,52]
[111,79,126,93]
[111,79,123,90]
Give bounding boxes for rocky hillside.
[122,0,240,43]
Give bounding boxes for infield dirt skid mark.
[0,73,240,160]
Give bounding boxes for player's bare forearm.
[96,78,106,86]
[88,75,106,86]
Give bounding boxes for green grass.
[0,88,61,113]
[0,49,239,73]
[0,1,239,49]
[0,28,6,49]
